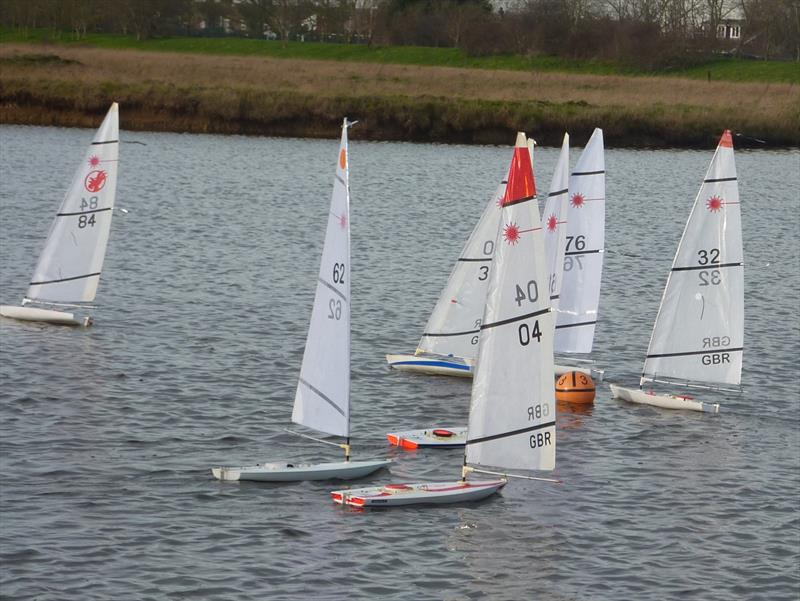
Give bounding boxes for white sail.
[292,120,352,438]
[542,133,570,314]
[555,128,604,353]
[466,133,556,473]
[27,103,119,303]
[642,130,743,387]
[416,181,506,360]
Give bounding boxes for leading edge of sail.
[466,132,556,473]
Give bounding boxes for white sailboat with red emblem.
[0,103,120,326]
[212,119,390,481]
[385,177,506,377]
[609,130,743,412]
[554,128,605,379]
[333,133,558,506]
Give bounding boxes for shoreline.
[1,43,797,149]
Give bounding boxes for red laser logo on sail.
[504,222,521,245]
[570,193,585,208]
[85,170,107,193]
[88,155,101,168]
[547,214,558,231]
[339,214,348,229]
[706,195,723,212]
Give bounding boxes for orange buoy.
[555,371,596,404]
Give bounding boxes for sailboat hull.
[609,383,720,413]
[331,479,506,507]
[387,427,467,449]
[0,305,89,326]
[211,459,391,482]
[387,353,600,380]
[385,353,474,377]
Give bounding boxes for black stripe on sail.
[91,140,118,145]
[501,180,508,184]
[467,420,555,446]
[335,174,346,187]
[422,328,480,338]
[549,294,560,301]
[571,170,604,176]
[704,176,737,183]
[555,320,596,330]
[57,207,113,217]
[481,307,550,331]
[30,272,100,286]
[503,195,535,208]
[457,258,492,263]
[671,262,742,272]
[319,278,347,302]
[647,347,743,359]
[548,188,568,197]
[565,249,601,256]
[298,378,345,417]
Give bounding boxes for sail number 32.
[697,248,721,286]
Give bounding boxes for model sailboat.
[384,134,570,450]
[334,133,557,506]
[385,179,506,377]
[212,119,390,481]
[0,103,120,326]
[554,128,605,379]
[609,130,743,412]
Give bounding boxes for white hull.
[609,383,720,413]
[387,427,467,449]
[385,353,473,377]
[331,479,506,507]
[387,353,599,381]
[554,363,604,382]
[0,305,89,326]
[211,459,391,482]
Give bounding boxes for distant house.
[716,19,743,40]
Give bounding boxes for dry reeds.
[1,44,797,146]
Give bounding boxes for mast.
[640,130,743,389]
[542,134,570,316]
[291,119,352,442]
[464,133,556,477]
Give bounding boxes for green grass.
[1,27,797,83]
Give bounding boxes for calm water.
[0,125,798,600]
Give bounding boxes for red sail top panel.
[501,133,537,206]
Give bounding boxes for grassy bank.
[2,29,798,84]
[0,43,797,147]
